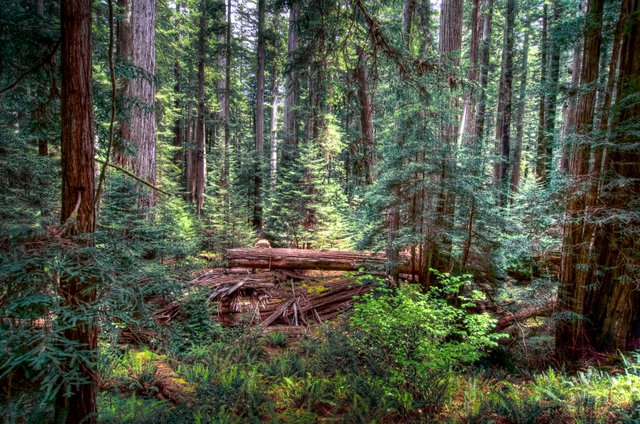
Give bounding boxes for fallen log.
[495,299,557,331]
[225,248,410,273]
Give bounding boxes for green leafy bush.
[350,272,504,376]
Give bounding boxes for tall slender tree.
[283,1,300,160]
[254,0,266,228]
[535,3,549,181]
[494,0,515,206]
[193,0,207,216]
[511,26,529,195]
[459,0,481,147]
[474,0,494,148]
[355,45,375,184]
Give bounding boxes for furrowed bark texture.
[115,0,156,207]
[58,0,97,422]
[556,0,605,362]
[581,0,640,353]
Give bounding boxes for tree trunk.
[283,2,300,161]
[416,0,432,56]
[423,0,462,285]
[580,0,640,353]
[493,0,515,206]
[173,3,184,170]
[194,0,207,216]
[269,64,279,193]
[511,28,529,195]
[535,4,549,182]
[560,1,586,173]
[226,247,411,273]
[587,3,624,210]
[459,0,481,147]
[222,0,232,220]
[556,0,605,363]
[355,46,375,184]
[402,0,416,47]
[173,60,183,167]
[34,0,49,156]
[254,0,265,228]
[538,4,562,184]
[115,0,156,208]
[474,0,494,148]
[57,1,97,422]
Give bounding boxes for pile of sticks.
[174,267,371,328]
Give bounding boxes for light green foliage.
[444,354,640,423]
[264,139,353,249]
[267,331,288,347]
[98,394,184,424]
[499,178,562,278]
[350,272,504,376]
[104,348,165,398]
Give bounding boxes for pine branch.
[95,158,172,197]
[0,39,61,96]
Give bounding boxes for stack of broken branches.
[154,267,372,331]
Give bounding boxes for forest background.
[0,0,639,422]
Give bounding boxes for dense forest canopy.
[0,0,638,422]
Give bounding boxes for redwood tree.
[556,0,605,362]
[57,0,97,421]
[115,0,156,208]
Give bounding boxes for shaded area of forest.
[0,0,639,422]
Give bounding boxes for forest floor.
[90,266,640,424]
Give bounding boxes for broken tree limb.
[225,248,410,273]
[495,299,557,331]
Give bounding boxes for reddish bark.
[57,0,97,422]
[115,0,156,207]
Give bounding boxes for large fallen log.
[495,299,557,331]
[225,248,411,273]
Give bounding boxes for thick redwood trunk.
[115,0,156,208]
[582,0,640,353]
[58,0,97,422]
[422,0,462,286]
[226,248,411,273]
[556,0,605,362]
